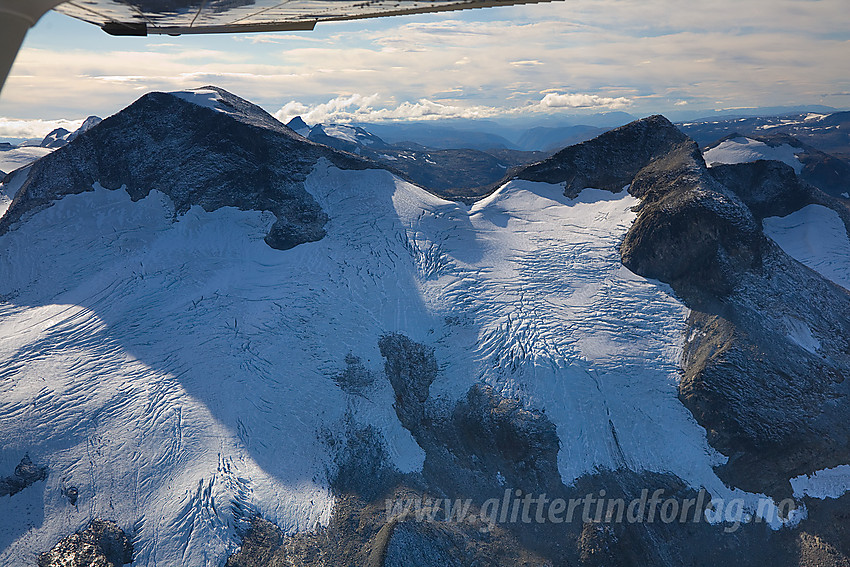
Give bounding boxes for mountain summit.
[0,87,374,250]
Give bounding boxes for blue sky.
[1,0,848,138]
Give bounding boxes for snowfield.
[791,465,850,499]
[763,204,850,291]
[703,136,803,173]
[172,89,239,116]
[0,163,807,564]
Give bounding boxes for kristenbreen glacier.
[1,89,850,566]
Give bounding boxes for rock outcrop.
[0,454,47,497]
[38,519,133,567]
[617,124,850,497]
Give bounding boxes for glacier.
[0,150,823,564]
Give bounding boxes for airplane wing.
[56,0,558,36]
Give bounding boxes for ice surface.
[703,137,803,173]
[763,204,850,290]
[0,165,810,564]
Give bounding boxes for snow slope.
[0,164,801,565]
[703,137,803,173]
[763,204,850,290]
[0,170,424,566]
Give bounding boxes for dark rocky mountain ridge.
[513,115,850,501]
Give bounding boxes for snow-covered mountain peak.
[170,87,235,114]
[3,98,850,566]
[163,85,302,137]
[0,86,378,251]
[40,116,102,149]
[304,122,390,154]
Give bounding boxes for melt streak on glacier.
[0,161,766,565]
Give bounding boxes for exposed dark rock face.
[439,383,562,496]
[708,159,815,221]
[709,158,850,237]
[285,116,309,132]
[382,521,462,567]
[378,333,438,431]
[701,131,850,198]
[379,333,562,496]
[0,86,375,250]
[227,329,850,566]
[0,454,47,497]
[327,424,398,502]
[619,124,850,498]
[516,115,690,197]
[63,485,80,506]
[37,519,133,567]
[622,141,764,299]
[332,352,375,396]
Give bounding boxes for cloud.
[274,91,634,125]
[534,93,632,110]
[274,94,504,124]
[0,117,86,139]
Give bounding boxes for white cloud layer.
[275,92,634,124]
[535,93,632,110]
[0,117,85,139]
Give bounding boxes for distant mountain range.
[679,111,850,161]
[286,116,546,200]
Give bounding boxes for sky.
[0,0,849,139]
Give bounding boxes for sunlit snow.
[763,204,850,291]
[703,137,803,173]
[0,163,813,564]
